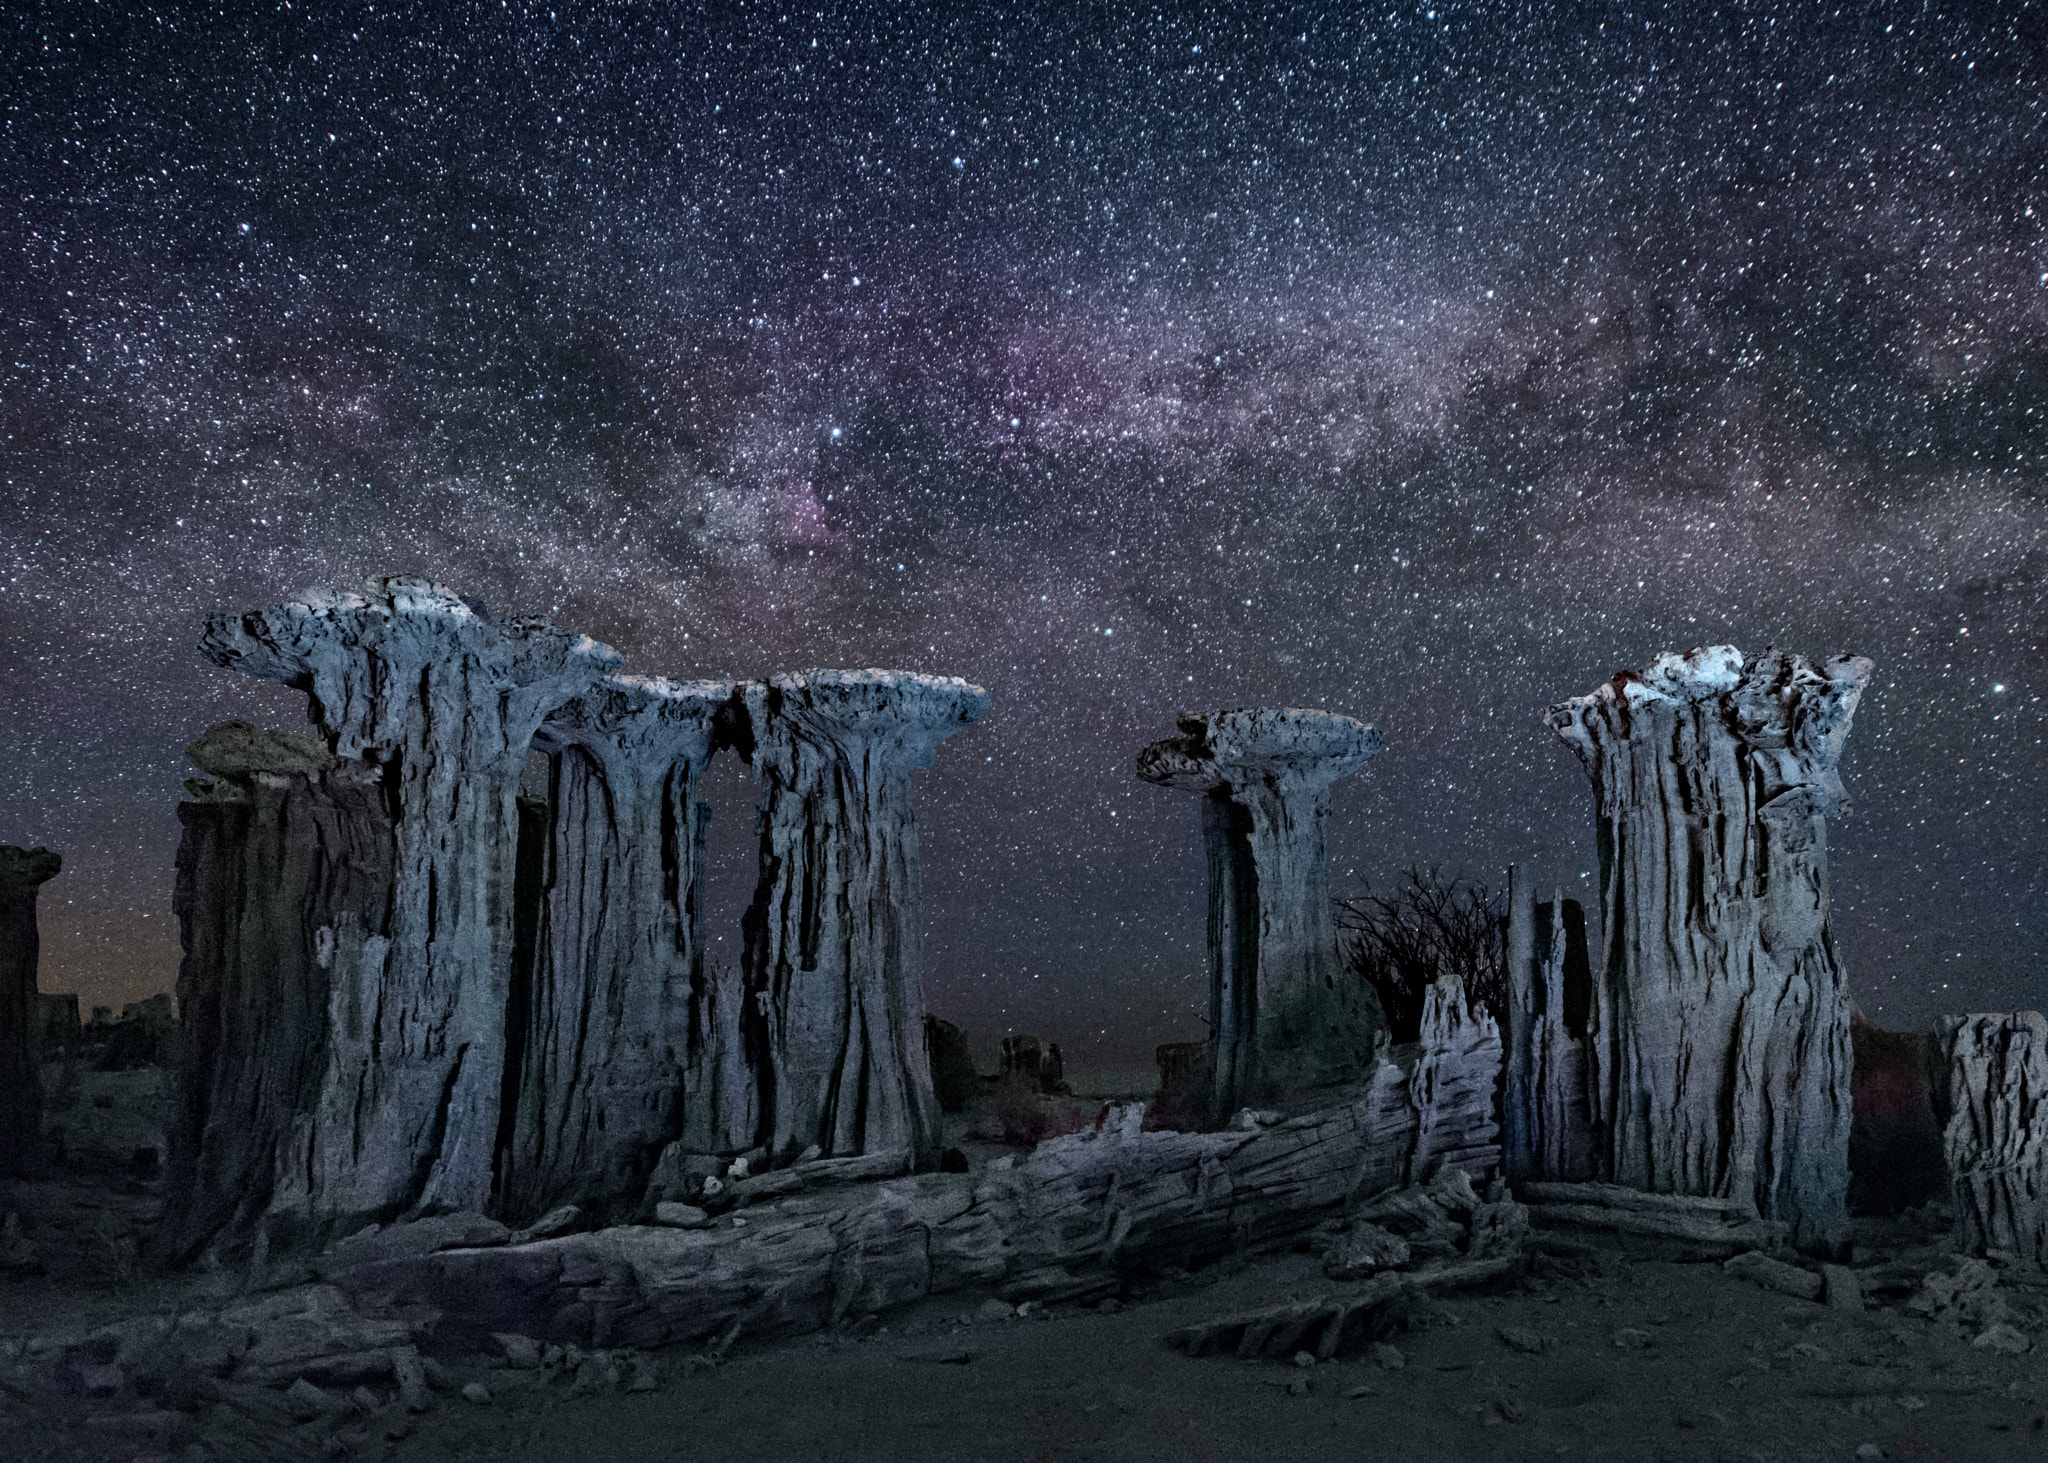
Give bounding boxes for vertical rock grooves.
[158,721,396,1260]
[1503,891,1597,1183]
[495,675,732,1225]
[738,671,988,1168]
[1933,1012,2047,1263]
[0,845,62,1179]
[1544,646,1872,1255]
[193,579,621,1234]
[1135,708,1387,1124]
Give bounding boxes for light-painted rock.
[1502,891,1597,1184]
[185,580,621,1245]
[1545,647,1871,1255]
[737,671,987,1167]
[498,676,734,1226]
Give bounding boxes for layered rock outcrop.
[160,722,395,1260]
[738,671,988,1168]
[495,676,735,1226]
[1502,891,1597,1184]
[1136,709,1386,1123]
[191,579,621,1236]
[1545,646,1872,1255]
[1934,1012,2047,1263]
[0,845,62,1177]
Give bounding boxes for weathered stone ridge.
[1136,708,1386,1123]
[496,676,735,1227]
[739,671,988,1169]
[160,723,396,1261]
[1934,1012,2047,1263]
[1544,645,1872,1254]
[0,845,62,1178]
[322,1037,1501,1356]
[196,578,622,1230]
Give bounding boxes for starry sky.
[4,1,2044,1074]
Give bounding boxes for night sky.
[4,2,2044,1075]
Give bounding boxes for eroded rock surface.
[496,676,735,1226]
[1503,892,1597,1184]
[1545,646,1871,1255]
[1934,1011,2047,1263]
[1135,708,1386,1123]
[195,578,621,1233]
[1,845,62,1177]
[160,722,395,1261]
[738,671,988,1168]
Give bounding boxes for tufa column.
[496,675,736,1223]
[1545,645,1872,1255]
[198,578,620,1227]
[1136,708,1386,1123]
[738,670,987,1169]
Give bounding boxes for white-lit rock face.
[738,670,989,1167]
[1136,708,1387,1123]
[196,578,621,1232]
[497,675,735,1227]
[1545,646,1873,1256]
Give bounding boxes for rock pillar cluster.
[1,845,62,1178]
[1544,646,1872,1255]
[1934,1012,2047,1263]
[1136,708,1386,1124]
[164,578,984,1258]
[1502,891,1597,1184]
[739,671,988,1169]
[194,580,622,1240]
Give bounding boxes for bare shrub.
[1335,866,1506,1043]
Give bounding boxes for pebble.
[1855,1446,1883,1461]
[460,1382,492,1405]
[1291,1350,1316,1369]
[1370,1343,1405,1371]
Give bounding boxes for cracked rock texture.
[1545,645,1872,1255]
[1,844,62,1178]
[737,671,987,1168]
[1135,708,1386,1123]
[1934,1011,2047,1264]
[197,578,621,1231]
[496,676,736,1227]
[159,722,396,1261]
[1503,891,1597,1184]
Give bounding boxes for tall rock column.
[1135,709,1386,1123]
[1544,646,1872,1254]
[496,675,735,1224]
[1933,1012,2047,1264]
[1502,890,1597,1183]
[198,578,621,1228]
[159,723,395,1260]
[0,846,62,1178]
[739,670,987,1169]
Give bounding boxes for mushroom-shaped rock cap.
[535,674,736,760]
[1545,647,1874,759]
[0,846,62,893]
[1135,708,1384,791]
[199,576,624,760]
[748,669,989,768]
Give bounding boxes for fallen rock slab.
[1724,1249,1824,1300]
